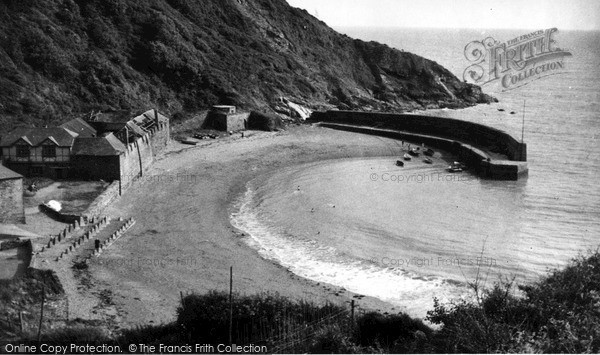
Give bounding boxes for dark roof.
[131,109,169,131]
[0,164,22,180]
[0,127,77,147]
[71,133,126,156]
[60,117,97,138]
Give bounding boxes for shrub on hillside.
[247,111,284,131]
[355,311,432,353]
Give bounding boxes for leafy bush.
[356,312,432,352]
[427,251,600,353]
[308,323,367,354]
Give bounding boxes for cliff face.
[0,0,492,130]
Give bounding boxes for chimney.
[154,109,159,127]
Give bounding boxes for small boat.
[181,138,199,145]
[396,160,404,167]
[403,154,412,161]
[408,148,420,157]
[423,158,433,164]
[453,161,467,169]
[41,200,62,213]
[447,161,465,172]
[424,148,435,157]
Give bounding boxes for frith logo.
[463,28,572,91]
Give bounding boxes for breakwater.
[309,111,528,180]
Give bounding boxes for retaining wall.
[149,121,170,155]
[84,180,121,219]
[79,120,169,216]
[310,110,527,161]
[120,134,153,191]
[0,177,25,224]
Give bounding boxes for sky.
[285,0,600,31]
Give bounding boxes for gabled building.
[70,133,126,180]
[0,109,170,184]
[0,127,77,178]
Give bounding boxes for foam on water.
[230,29,600,318]
[231,184,470,318]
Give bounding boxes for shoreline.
[89,124,431,329]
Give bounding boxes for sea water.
[231,28,600,318]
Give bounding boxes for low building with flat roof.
[205,106,249,132]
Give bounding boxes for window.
[42,145,56,158]
[16,145,30,158]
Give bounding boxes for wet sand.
[90,124,421,328]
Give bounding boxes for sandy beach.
[80,124,425,330]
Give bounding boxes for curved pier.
[310,111,528,180]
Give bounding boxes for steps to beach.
[33,215,135,266]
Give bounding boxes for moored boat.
[447,161,465,172]
[41,200,62,213]
[453,161,466,169]
[423,158,433,164]
[396,160,404,167]
[424,148,435,157]
[403,154,412,161]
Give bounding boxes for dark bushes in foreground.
[176,291,431,353]
[7,251,600,353]
[427,251,600,353]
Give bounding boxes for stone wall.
[84,180,121,219]
[318,123,528,180]
[119,134,154,191]
[310,110,527,161]
[0,177,25,224]
[73,118,170,217]
[148,121,170,155]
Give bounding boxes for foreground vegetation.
[3,251,600,353]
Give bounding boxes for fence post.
[19,311,24,333]
[37,285,45,342]
[229,266,233,345]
